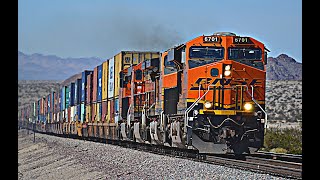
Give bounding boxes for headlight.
[225,65,231,71]
[193,110,199,116]
[224,70,231,76]
[244,103,253,111]
[204,102,212,109]
[224,65,231,76]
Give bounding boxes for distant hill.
[266,54,302,80]
[61,72,82,87]
[18,51,104,80]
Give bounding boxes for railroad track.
[22,127,302,179]
[204,153,301,179]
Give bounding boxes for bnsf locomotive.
[18,32,268,154]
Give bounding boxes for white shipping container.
[108,57,115,98]
[81,103,85,123]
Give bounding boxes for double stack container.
[86,73,93,122]
[74,78,82,121]
[81,70,93,122]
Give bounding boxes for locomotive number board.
[203,36,221,43]
[233,37,253,44]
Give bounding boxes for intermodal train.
[18,32,269,154]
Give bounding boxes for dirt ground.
[18,130,105,180]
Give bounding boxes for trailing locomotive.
[18,32,268,154]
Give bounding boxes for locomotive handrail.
[184,84,221,138]
[246,85,268,132]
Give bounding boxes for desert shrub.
[264,127,302,154]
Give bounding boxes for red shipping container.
[101,101,108,122]
[92,66,98,103]
[86,74,93,105]
[44,97,47,115]
[109,99,114,123]
[67,107,71,122]
[91,103,96,122]
[40,97,45,115]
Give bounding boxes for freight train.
[18,32,269,154]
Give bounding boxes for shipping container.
[52,92,55,116]
[60,86,66,110]
[101,101,108,122]
[77,104,81,121]
[92,66,98,103]
[97,64,103,102]
[40,97,45,115]
[67,107,71,122]
[65,86,70,108]
[102,61,109,100]
[114,97,119,124]
[54,91,59,114]
[44,96,47,116]
[91,103,96,122]
[47,94,51,121]
[85,104,91,122]
[81,103,85,122]
[71,106,75,121]
[86,74,93,105]
[81,70,93,103]
[114,54,121,97]
[69,83,75,106]
[107,99,114,123]
[37,99,40,121]
[96,102,101,122]
[74,78,82,105]
[32,102,36,120]
[108,57,115,98]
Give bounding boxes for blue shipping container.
[65,86,70,108]
[70,83,75,106]
[75,79,82,105]
[77,104,81,121]
[51,92,55,115]
[60,87,65,110]
[47,94,51,115]
[37,100,40,121]
[97,65,103,101]
[81,70,93,103]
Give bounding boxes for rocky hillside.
[266,80,302,121]
[266,54,302,80]
[18,80,61,109]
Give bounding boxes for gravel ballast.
[18,129,290,179]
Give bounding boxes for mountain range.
[18,51,104,80]
[18,51,302,81]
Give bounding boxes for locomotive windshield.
[188,46,224,69]
[228,47,264,70]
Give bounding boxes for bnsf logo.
[190,78,262,90]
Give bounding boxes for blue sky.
[18,0,302,62]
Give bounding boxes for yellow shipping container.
[114,53,122,97]
[107,100,112,123]
[102,60,109,100]
[85,104,91,122]
[96,102,101,122]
